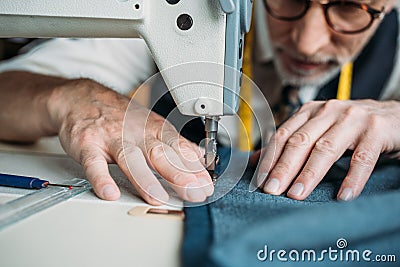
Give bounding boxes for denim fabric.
[183,148,400,267]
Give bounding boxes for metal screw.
[177,14,193,31]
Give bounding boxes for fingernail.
[102,185,119,200]
[186,183,206,202]
[264,178,280,194]
[288,183,304,197]
[257,173,268,186]
[147,185,169,203]
[198,176,214,196]
[338,188,353,201]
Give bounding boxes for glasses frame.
[263,0,386,34]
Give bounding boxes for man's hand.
[0,71,213,204]
[255,99,400,201]
[47,79,213,204]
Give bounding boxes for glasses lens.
[327,3,372,33]
[265,0,307,19]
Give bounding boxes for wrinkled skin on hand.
[253,99,400,201]
[49,79,213,204]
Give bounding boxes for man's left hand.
[254,99,400,201]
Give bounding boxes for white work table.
[0,137,183,267]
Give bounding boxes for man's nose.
[291,4,331,57]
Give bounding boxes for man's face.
[266,0,393,86]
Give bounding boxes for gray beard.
[273,56,343,88]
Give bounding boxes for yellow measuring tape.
[337,62,353,100]
[238,18,254,151]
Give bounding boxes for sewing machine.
[0,0,253,181]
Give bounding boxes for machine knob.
[218,0,236,14]
[240,0,253,33]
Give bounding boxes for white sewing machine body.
[0,0,252,117]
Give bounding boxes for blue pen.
[0,173,80,189]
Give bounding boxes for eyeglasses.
[263,0,386,34]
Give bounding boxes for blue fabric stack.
[183,148,400,267]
